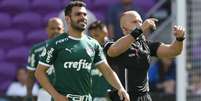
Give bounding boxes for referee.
[104,11,185,101]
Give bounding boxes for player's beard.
[70,17,87,32]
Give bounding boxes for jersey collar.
[68,36,82,40]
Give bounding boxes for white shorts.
[37,88,51,101]
[93,97,110,101]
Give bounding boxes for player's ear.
[65,16,71,24]
[122,26,128,33]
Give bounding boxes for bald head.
[120,11,142,35]
[46,17,64,39]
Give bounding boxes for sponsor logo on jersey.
[46,48,54,63]
[55,38,68,45]
[64,59,92,71]
[86,47,94,57]
[40,48,47,57]
[30,54,35,67]
[65,48,72,53]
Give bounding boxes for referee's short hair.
[64,0,86,16]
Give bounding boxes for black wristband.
[130,28,143,39]
[176,37,185,42]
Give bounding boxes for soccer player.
[104,11,185,101]
[35,1,129,101]
[26,17,64,101]
[88,20,111,101]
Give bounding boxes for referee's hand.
[117,88,130,101]
[141,18,158,34]
[173,25,185,38]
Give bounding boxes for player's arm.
[26,48,36,99]
[27,70,35,96]
[35,64,68,101]
[35,42,67,101]
[96,62,130,101]
[156,25,185,58]
[35,64,58,98]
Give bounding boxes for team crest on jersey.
[40,48,47,57]
[86,47,94,57]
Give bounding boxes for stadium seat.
[135,0,156,13]
[0,29,24,49]
[26,30,48,45]
[0,80,13,95]
[90,0,116,10]
[0,0,30,15]
[93,0,110,6]
[12,12,42,32]
[61,0,70,8]
[31,0,61,15]
[94,11,105,21]
[0,62,17,79]
[0,49,5,61]
[0,62,17,94]
[0,13,11,30]
[6,47,29,65]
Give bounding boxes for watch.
[176,37,185,41]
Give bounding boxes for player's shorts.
[37,88,51,101]
[93,97,110,101]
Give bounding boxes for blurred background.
[0,0,200,101]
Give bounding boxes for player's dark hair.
[88,20,106,30]
[64,1,86,16]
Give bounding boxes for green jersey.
[91,68,111,97]
[27,41,55,87]
[27,41,46,71]
[39,33,106,96]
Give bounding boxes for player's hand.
[54,93,68,101]
[141,18,158,34]
[173,25,185,38]
[117,88,130,101]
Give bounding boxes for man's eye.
[76,13,81,16]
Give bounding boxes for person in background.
[7,68,39,97]
[35,1,129,101]
[26,17,64,101]
[148,58,176,94]
[88,20,111,101]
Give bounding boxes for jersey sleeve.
[39,41,56,67]
[103,42,113,55]
[26,47,36,71]
[148,41,161,57]
[93,42,106,66]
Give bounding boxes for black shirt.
[104,36,161,95]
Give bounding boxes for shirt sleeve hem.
[26,66,36,71]
[94,59,107,66]
[38,61,51,67]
